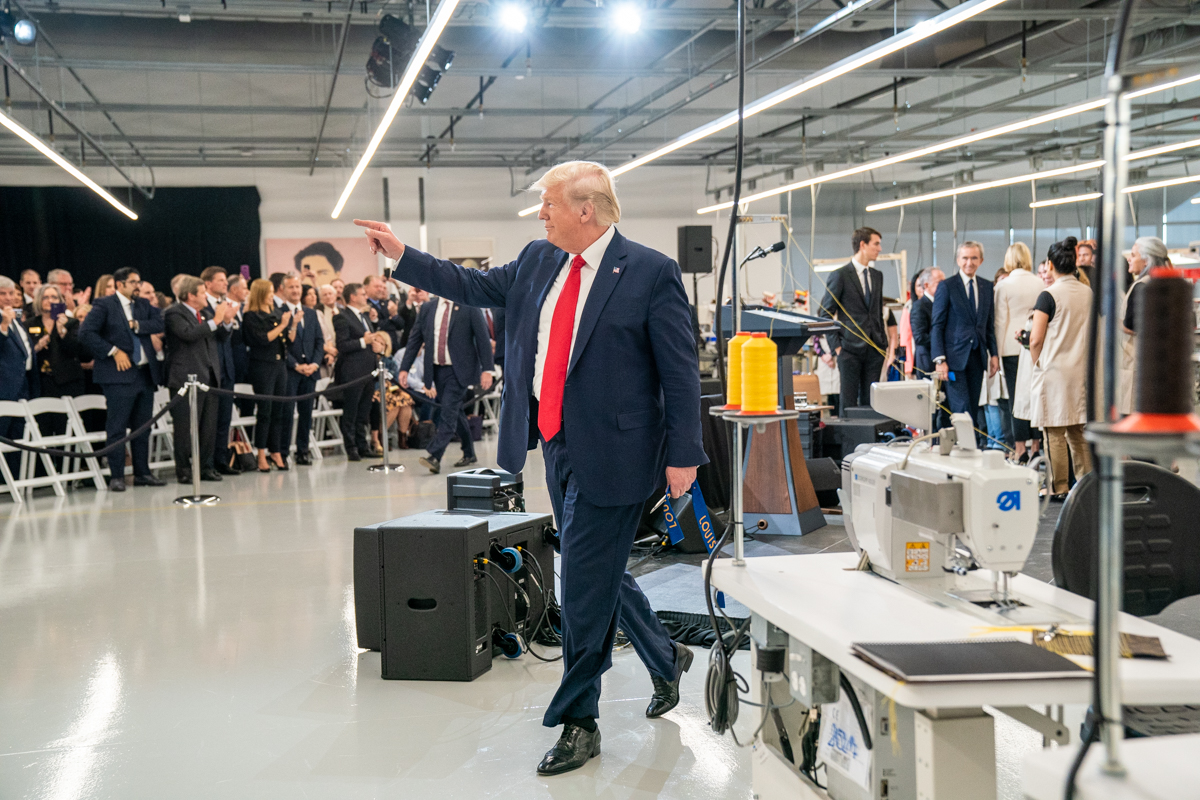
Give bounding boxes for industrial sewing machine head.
[840,380,1076,624]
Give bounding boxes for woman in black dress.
[26,285,87,437]
[241,279,295,472]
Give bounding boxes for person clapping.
[242,279,295,472]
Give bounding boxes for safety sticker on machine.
[905,541,930,572]
[817,690,873,790]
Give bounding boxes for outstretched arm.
[354,219,518,309]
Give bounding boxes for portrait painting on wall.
[264,237,379,286]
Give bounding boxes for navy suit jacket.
[910,294,934,375]
[399,298,494,390]
[201,299,236,385]
[0,321,38,401]
[393,229,707,507]
[79,294,165,386]
[287,306,325,374]
[930,272,997,372]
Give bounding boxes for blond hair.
[529,161,622,225]
[247,278,275,313]
[1004,242,1033,272]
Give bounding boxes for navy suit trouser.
[102,366,155,478]
[427,365,473,462]
[945,347,987,443]
[284,370,317,454]
[541,430,676,727]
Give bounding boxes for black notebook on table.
[851,639,1089,682]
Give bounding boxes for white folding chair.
[0,400,68,499]
[66,394,111,478]
[0,401,30,504]
[148,387,175,472]
[23,397,106,491]
[310,377,344,457]
[230,382,257,445]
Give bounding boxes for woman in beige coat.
[1118,236,1166,414]
[1029,237,1094,499]
[994,242,1045,461]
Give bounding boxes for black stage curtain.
[0,186,261,294]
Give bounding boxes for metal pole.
[175,375,219,506]
[368,357,404,473]
[733,213,742,333]
[732,421,745,566]
[1096,75,1131,776]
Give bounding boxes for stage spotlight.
[610,3,641,33]
[427,43,455,72]
[498,3,527,32]
[13,18,35,44]
[412,65,443,104]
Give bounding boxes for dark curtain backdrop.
[0,186,261,295]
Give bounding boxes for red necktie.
[436,300,451,364]
[538,255,586,441]
[196,310,203,324]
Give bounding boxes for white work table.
[710,552,1200,710]
[1022,734,1200,799]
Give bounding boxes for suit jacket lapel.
[843,263,867,311]
[536,250,570,312]
[567,230,628,377]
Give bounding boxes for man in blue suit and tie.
[79,267,168,492]
[356,160,706,776]
[279,275,324,465]
[201,266,241,474]
[398,294,493,473]
[931,242,999,436]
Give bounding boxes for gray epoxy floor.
[0,441,760,800]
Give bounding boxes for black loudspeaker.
[639,493,709,554]
[819,414,905,462]
[806,457,841,509]
[678,225,713,274]
[354,510,557,681]
[447,468,525,512]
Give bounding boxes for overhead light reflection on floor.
[42,653,123,800]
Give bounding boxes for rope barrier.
[0,391,188,459]
[205,369,379,403]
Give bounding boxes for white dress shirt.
[115,292,150,365]
[851,256,872,299]
[961,271,979,310]
[533,224,616,399]
[432,297,454,366]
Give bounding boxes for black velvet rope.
[204,369,378,403]
[0,391,188,459]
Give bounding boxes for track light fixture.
[0,10,36,44]
[498,3,528,32]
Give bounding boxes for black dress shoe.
[133,474,167,487]
[419,455,441,474]
[217,462,240,475]
[346,450,362,462]
[294,452,313,466]
[454,455,479,468]
[200,470,223,482]
[176,471,193,485]
[646,642,694,718]
[108,478,126,492]
[536,724,601,776]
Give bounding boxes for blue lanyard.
[662,480,725,608]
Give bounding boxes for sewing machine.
[840,380,1079,625]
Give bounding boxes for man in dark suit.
[931,241,999,435]
[164,276,235,484]
[490,306,506,369]
[909,267,944,379]
[200,267,240,474]
[363,275,406,351]
[394,285,427,348]
[279,275,324,465]
[817,227,898,411]
[357,161,706,776]
[398,294,494,473]
[333,283,387,461]
[0,278,39,473]
[79,268,167,492]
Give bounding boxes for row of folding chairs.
[0,395,109,504]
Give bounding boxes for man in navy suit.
[931,242,999,437]
[279,275,324,465]
[79,267,168,492]
[909,267,944,378]
[201,267,241,474]
[0,278,39,472]
[356,160,706,776]
[398,294,493,473]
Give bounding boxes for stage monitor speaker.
[354,510,556,681]
[678,226,713,274]
[447,467,525,512]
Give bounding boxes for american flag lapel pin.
[613,267,620,274]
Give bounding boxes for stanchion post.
[175,375,220,506]
[368,356,403,474]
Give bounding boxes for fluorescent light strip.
[698,98,1108,213]
[1128,136,1200,161]
[1191,197,1200,204]
[1030,192,1103,208]
[865,161,1105,211]
[0,107,138,220]
[516,0,1010,216]
[332,0,461,219]
[1126,71,1200,99]
[1127,173,1200,193]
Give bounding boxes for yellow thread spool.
[741,333,778,413]
[725,331,752,408]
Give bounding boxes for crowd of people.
[1,263,504,493]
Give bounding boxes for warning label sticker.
[905,541,930,572]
